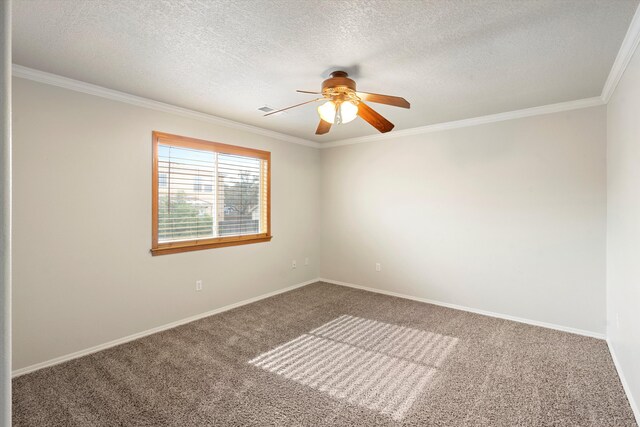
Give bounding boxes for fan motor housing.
[322,71,356,92]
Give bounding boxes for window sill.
[151,235,272,256]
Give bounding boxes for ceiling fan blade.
[297,90,323,94]
[356,91,410,109]
[263,98,323,116]
[316,119,331,135]
[357,101,395,133]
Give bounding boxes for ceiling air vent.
[258,106,274,113]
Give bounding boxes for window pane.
[158,145,215,242]
[217,154,261,237]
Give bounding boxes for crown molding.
[320,96,605,149]
[601,4,640,103]
[12,64,320,149]
[12,65,609,150]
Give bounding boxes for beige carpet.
[12,282,637,426]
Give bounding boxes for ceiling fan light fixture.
[317,100,358,125]
[266,70,409,135]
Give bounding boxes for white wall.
[607,41,640,417]
[1,0,11,424]
[321,106,607,335]
[12,78,321,370]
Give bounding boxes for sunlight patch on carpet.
[249,315,458,420]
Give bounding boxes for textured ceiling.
[12,0,639,142]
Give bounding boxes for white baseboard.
[319,278,606,340]
[11,278,319,378]
[12,276,608,378]
[607,339,640,424]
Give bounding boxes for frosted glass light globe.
[317,101,336,124]
[317,101,358,124]
[339,100,358,123]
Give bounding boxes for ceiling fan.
[264,71,410,135]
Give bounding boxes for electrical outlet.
[304,257,309,266]
[375,263,381,272]
[292,260,297,269]
[195,280,203,291]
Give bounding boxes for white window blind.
[157,144,268,244]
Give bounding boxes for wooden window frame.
[151,131,271,256]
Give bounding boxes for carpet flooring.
[12,282,637,426]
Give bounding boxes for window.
[151,131,271,255]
